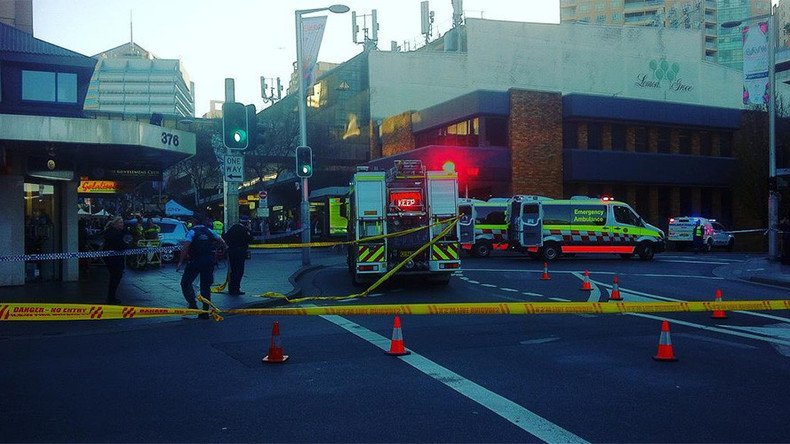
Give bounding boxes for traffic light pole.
[224,79,239,232]
[296,11,311,266]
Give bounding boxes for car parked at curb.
[151,217,188,262]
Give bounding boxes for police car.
[668,216,735,252]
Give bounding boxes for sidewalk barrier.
[580,270,592,291]
[386,316,410,356]
[609,276,622,301]
[652,320,678,362]
[6,299,788,322]
[540,262,551,281]
[262,321,289,363]
[711,289,728,319]
[0,245,180,263]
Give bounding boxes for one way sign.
[224,155,244,182]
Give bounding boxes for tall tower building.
[84,41,195,118]
[560,0,771,68]
[0,0,33,34]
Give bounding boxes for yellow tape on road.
[0,303,203,321]
[228,300,790,317]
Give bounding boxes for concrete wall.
[369,19,745,122]
[61,182,78,282]
[0,176,25,286]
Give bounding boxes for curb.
[244,264,325,309]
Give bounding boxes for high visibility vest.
[213,220,224,233]
[694,226,703,237]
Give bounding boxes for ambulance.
[507,195,665,260]
[458,198,510,257]
[347,160,460,285]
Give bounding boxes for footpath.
[714,256,790,288]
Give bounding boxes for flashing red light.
[442,161,456,173]
[389,190,423,212]
[601,195,614,201]
[465,167,480,177]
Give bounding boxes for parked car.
[668,216,734,252]
[709,221,735,251]
[151,217,188,262]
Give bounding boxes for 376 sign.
[160,132,180,147]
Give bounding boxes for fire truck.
[347,160,461,285]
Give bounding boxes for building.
[0,22,195,286]
[560,0,770,67]
[85,41,195,119]
[0,0,33,35]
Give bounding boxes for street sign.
[259,190,268,199]
[224,155,244,182]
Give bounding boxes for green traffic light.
[234,130,248,144]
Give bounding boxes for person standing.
[778,215,790,265]
[102,216,131,304]
[692,219,704,254]
[177,215,227,318]
[223,216,254,296]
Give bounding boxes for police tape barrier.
[2,300,787,321]
[248,216,459,250]
[227,300,790,317]
[255,219,461,304]
[0,303,204,321]
[0,246,181,263]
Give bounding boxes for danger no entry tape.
[1,300,788,321]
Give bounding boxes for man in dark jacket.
[223,216,254,296]
[178,214,227,318]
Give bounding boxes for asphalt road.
[1,251,788,442]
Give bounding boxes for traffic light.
[245,104,257,148]
[222,102,248,149]
[295,146,313,178]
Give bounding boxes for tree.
[243,95,301,185]
[165,120,223,208]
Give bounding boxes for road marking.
[460,276,470,281]
[520,337,560,345]
[481,283,497,288]
[501,288,518,292]
[657,259,731,265]
[322,314,588,443]
[467,280,480,284]
[572,272,602,303]
[522,292,543,297]
[549,297,570,302]
[463,268,724,280]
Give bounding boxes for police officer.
[693,219,704,254]
[223,215,254,296]
[177,214,227,318]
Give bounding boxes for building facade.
[0,0,33,35]
[85,42,195,118]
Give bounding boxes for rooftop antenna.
[420,1,434,44]
[351,9,379,50]
[129,10,134,49]
[451,0,464,27]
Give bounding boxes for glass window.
[563,122,578,149]
[484,117,507,147]
[700,132,712,156]
[570,205,607,226]
[720,133,733,157]
[634,127,648,152]
[614,206,641,226]
[679,130,691,154]
[22,70,56,101]
[657,128,670,153]
[57,73,77,103]
[588,122,602,150]
[611,124,626,151]
[542,205,571,225]
[475,206,507,225]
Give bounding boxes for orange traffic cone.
[652,320,678,362]
[262,321,289,363]
[540,262,551,280]
[580,270,592,291]
[609,276,622,301]
[386,316,410,356]
[711,289,728,319]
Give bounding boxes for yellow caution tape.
[1,300,788,321]
[248,216,459,249]
[227,300,790,317]
[211,270,230,293]
[0,303,204,321]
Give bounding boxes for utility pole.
[223,78,239,230]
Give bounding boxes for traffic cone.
[652,320,678,362]
[711,289,728,319]
[262,321,289,363]
[386,316,410,356]
[609,276,622,301]
[580,270,592,291]
[540,262,551,280]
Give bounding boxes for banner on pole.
[301,15,328,88]
[741,22,770,105]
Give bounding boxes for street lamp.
[295,4,349,266]
[722,7,778,260]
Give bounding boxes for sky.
[32,0,559,117]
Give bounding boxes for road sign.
[259,190,268,199]
[224,155,244,182]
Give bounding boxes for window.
[678,130,691,154]
[22,70,77,103]
[634,127,648,152]
[720,133,733,157]
[484,117,507,147]
[657,128,670,153]
[588,122,602,150]
[611,124,626,151]
[563,122,578,149]
[569,205,607,226]
[542,205,571,225]
[475,207,507,225]
[700,132,712,156]
[614,206,641,226]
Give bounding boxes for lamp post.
[722,6,778,260]
[295,4,349,266]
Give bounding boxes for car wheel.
[638,242,655,261]
[471,242,492,258]
[160,247,177,263]
[540,242,561,261]
[726,239,735,252]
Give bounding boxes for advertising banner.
[301,15,328,87]
[741,22,770,105]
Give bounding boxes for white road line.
[322,314,588,444]
[657,259,731,265]
[501,288,518,292]
[572,272,602,303]
[481,283,497,288]
[628,312,790,347]
[462,268,723,280]
[467,280,480,284]
[549,297,571,302]
[522,292,543,297]
[460,276,470,281]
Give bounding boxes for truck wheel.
[726,239,735,252]
[540,242,561,261]
[638,242,655,261]
[471,242,492,258]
